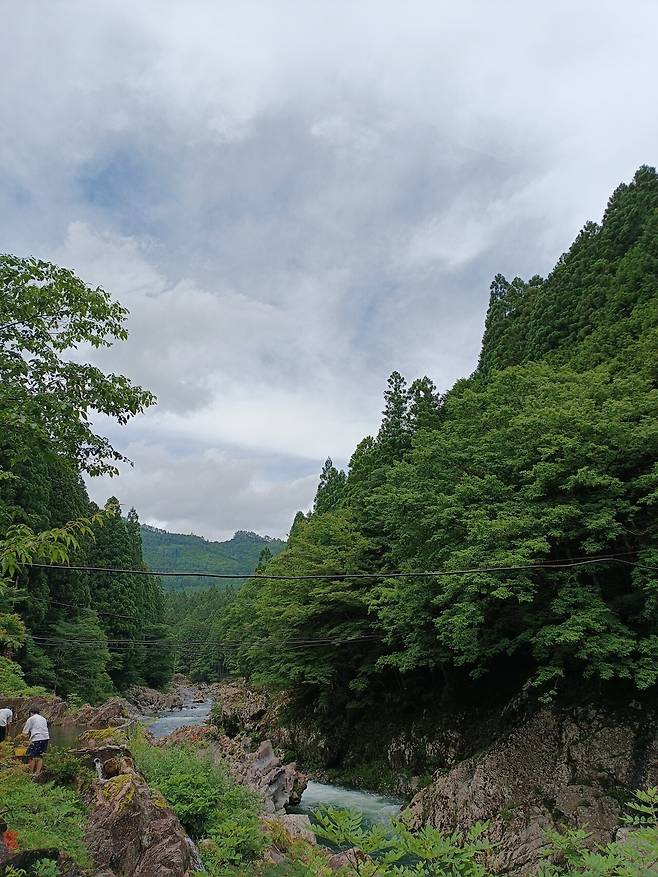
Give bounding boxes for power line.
[24,551,652,581]
[29,634,381,651]
[30,633,382,646]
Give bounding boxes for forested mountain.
[0,256,171,702]
[218,167,658,724]
[141,526,286,591]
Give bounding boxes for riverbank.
[208,676,658,874]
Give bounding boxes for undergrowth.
[0,767,89,867]
[129,728,266,873]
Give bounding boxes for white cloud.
[3,0,658,538]
[86,442,317,541]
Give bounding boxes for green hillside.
[220,166,658,715]
[140,525,287,591]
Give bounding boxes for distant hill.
[140,525,286,591]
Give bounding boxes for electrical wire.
[24,551,653,581]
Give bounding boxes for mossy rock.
[100,773,136,810]
[80,727,127,748]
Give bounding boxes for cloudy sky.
[2,1,657,540]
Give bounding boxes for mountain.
[140,525,287,591]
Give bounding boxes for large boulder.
[85,772,195,877]
[238,739,305,814]
[79,739,196,877]
[405,704,658,875]
[63,698,137,730]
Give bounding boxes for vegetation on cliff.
[218,167,658,719]
[130,729,266,873]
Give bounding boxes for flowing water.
[294,780,402,826]
[148,698,213,737]
[49,696,402,838]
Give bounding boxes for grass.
[0,767,90,866]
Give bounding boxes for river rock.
[209,677,268,737]
[63,698,137,730]
[276,814,317,846]
[405,704,658,875]
[326,848,372,871]
[126,686,184,715]
[83,752,194,877]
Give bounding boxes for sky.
[2,0,657,541]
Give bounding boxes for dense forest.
[204,166,658,726]
[0,256,172,703]
[2,167,657,716]
[142,526,285,592]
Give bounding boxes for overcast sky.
[2,1,657,540]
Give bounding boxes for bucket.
[13,745,28,758]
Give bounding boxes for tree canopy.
[220,167,658,718]
[0,255,170,701]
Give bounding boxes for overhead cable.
[24,551,653,581]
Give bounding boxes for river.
[148,698,214,737]
[148,698,402,825]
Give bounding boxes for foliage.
[129,730,265,868]
[538,788,658,876]
[31,860,60,877]
[311,807,494,877]
[44,745,93,788]
[0,253,154,477]
[164,587,237,681]
[0,656,46,696]
[0,254,172,696]
[219,166,658,720]
[0,767,89,866]
[141,525,286,593]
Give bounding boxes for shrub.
[312,807,494,877]
[129,729,266,870]
[0,767,89,866]
[32,859,60,877]
[44,745,93,788]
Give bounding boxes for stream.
[148,698,402,825]
[51,696,402,829]
[148,698,214,737]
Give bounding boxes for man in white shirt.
[0,707,13,743]
[22,707,50,775]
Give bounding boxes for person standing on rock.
[22,707,49,775]
[0,706,13,742]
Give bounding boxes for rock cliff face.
[212,679,658,874]
[405,704,658,875]
[3,694,136,729]
[2,693,69,725]
[125,674,205,715]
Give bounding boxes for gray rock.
[405,705,658,875]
